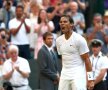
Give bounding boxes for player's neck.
[64,31,72,40]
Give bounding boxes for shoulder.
[77,12,84,17]
[56,34,64,42]
[3,59,11,65]
[48,21,54,25]
[18,57,29,63]
[9,18,16,23]
[56,35,64,46]
[38,45,47,54]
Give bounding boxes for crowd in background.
[0,0,108,90]
[0,0,108,58]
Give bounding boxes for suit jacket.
[37,45,59,90]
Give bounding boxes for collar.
[9,57,20,64]
[44,44,53,52]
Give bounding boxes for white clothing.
[9,18,31,45]
[90,52,108,80]
[56,32,89,80]
[58,78,86,90]
[2,57,31,86]
[0,22,5,29]
[72,12,85,35]
[28,14,38,49]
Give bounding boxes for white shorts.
[58,78,87,90]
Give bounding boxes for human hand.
[87,80,94,90]
[21,15,26,23]
[94,23,103,31]
[14,66,19,71]
[54,80,58,84]
[76,21,81,26]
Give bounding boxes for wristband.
[87,72,94,80]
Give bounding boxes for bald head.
[69,1,78,13]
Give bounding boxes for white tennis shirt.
[56,32,89,80]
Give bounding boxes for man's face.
[69,2,78,13]
[16,7,23,19]
[93,16,102,25]
[92,46,101,56]
[59,17,73,34]
[44,35,53,47]
[9,49,18,61]
[0,31,6,40]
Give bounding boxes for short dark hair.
[60,14,74,24]
[43,32,53,40]
[16,5,24,11]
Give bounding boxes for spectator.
[29,1,40,51]
[69,1,85,35]
[34,9,54,59]
[2,44,31,90]
[0,0,15,30]
[9,5,31,59]
[0,29,10,64]
[0,28,10,90]
[101,11,108,55]
[46,2,62,34]
[37,32,59,90]
[89,39,108,90]
[85,0,105,29]
[69,0,86,12]
[41,0,50,10]
[86,13,106,44]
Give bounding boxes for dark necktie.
[50,50,56,60]
[6,11,10,29]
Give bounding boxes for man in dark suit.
[37,32,60,90]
